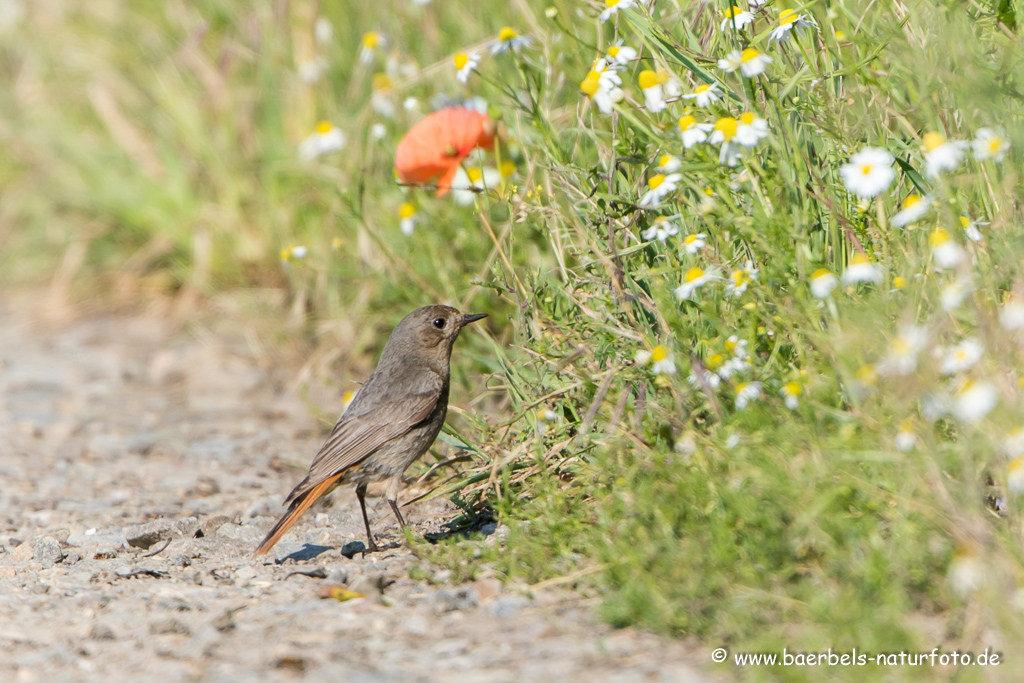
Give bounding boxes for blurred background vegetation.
[2,0,1024,680]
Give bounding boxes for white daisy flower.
[841,252,883,284]
[298,57,328,84]
[972,127,1010,162]
[359,31,385,64]
[454,52,480,84]
[639,173,682,208]
[370,73,396,118]
[315,17,334,45]
[922,131,967,178]
[725,336,748,358]
[952,380,997,423]
[1000,296,1024,330]
[959,215,988,242]
[810,268,838,298]
[725,261,758,297]
[657,154,682,173]
[721,6,755,31]
[681,83,721,108]
[890,194,932,228]
[606,43,638,66]
[683,233,707,254]
[735,382,762,409]
[370,123,387,140]
[735,112,769,147]
[639,70,667,113]
[675,266,720,300]
[1008,457,1024,495]
[641,216,680,242]
[600,0,636,22]
[725,433,741,449]
[688,368,722,389]
[403,97,420,112]
[780,381,802,409]
[769,9,816,42]
[748,0,766,5]
[739,47,772,77]
[398,202,418,236]
[650,345,677,375]
[878,325,927,376]
[929,228,964,270]
[718,50,743,74]
[450,167,502,206]
[948,548,986,596]
[839,147,895,198]
[709,117,744,166]
[678,115,714,148]
[895,421,916,452]
[940,277,973,312]
[1002,427,1024,457]
[491,27,531,54]
[298,121,346,161]
[717,356,751,380]
[940,338,983,375]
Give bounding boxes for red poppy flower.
[394,107,497,197]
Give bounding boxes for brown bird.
[254,305,486,556]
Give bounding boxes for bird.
[253,305,486,556]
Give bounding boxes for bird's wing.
[284,370,444,505]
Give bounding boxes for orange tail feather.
[253,473,343,557]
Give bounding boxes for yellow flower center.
[498,27,517,42]
[678,115,697,130]
[607,46,620,57]
[779,9,798,25]
[959,216,970,228]
[454,53,469,70]
[723,6,744,18]
[740,112,756,125]
[361,31,379,49]
[901,194,921,209]
[856,364,877,385]
[695,84,710,94]
[704,188,714,196]
[638,69,660,90]
[684,234,700,245]
[580,77,600,97]
[660,155,675,167]
[371,73,392,91]
[922,131,945,152]
[647,174,666,189]
[740,47,761,62]
[893,276,906,288]
[332,236,343,249]
[714,117,738,141]
[280,248,290,261]
[398,202,416,219]
[467,167,484,183]
[707,353,724,368]
[835,30,846,39]
[605,0,619,7]
[850,252,871,266]
[783,381,802,396]
[860,163,873,175]
[652,346,668,362]
[685,267,705,283]
[315,120,333,135]
[929,228,950,247]
[500,160,517,177]
[988,136,1004,154]
[811,268,830,280]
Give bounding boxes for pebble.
[432,586,479,614]
[149,617,191,636]
[123,517,199,549]
[487,595,531,619]
[33,537,64,568]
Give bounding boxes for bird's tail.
[253,472,344,557]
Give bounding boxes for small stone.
[432,586,479,614]
[10,541,34,562]
[473,578,502,603]
[215,522,266,542]
[0,566,16,579]
[325,567,348,585]
[340,541,366,559]
[348,573,385,598]
[486,594,530,618]
[65,553,82,566]
[212,610,236,632]
[149,617,191,636]
[8,537,23,547]
[234,565,257,582]
[30,583,50,594]
[192,476,220,498]
[33,536,64,568]
[199,515,232,538]
[399,613,430,637]
[123,517,199,549]
[168,554,191,568]
[90,624,115,640]
[274,656,306,672]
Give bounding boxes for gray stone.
[486,594,531,618]
[123,517,199,549]
[33,536,64,568]
[432,586,479,613]
[215,522,267,542]
[340,541,366,558]
[149,617,191,636]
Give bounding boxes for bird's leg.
[387,498,406,528]
[385,474,407,530]
[354,483,378,552]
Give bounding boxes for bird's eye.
[433,318,446,329]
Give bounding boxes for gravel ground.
[0,294,712,683]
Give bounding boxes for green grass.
[3,0,1024,679]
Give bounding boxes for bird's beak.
[459,313,488,327]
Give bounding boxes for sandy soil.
[0,293,711,682]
